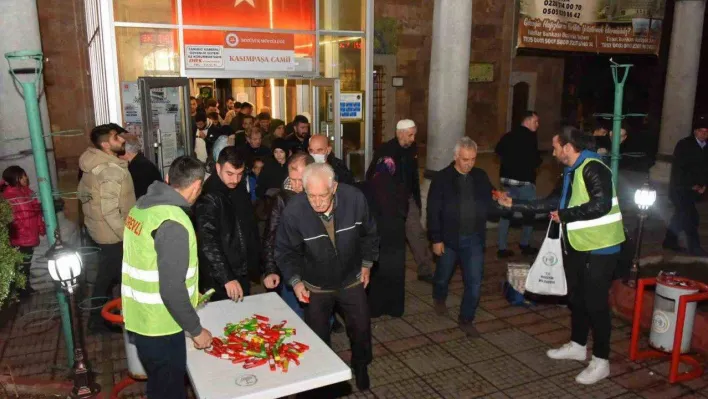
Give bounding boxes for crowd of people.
[1,94,703,397]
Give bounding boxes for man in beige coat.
[78,124,136,334]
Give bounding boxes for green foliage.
[0,198,26,306]
[374,17,400,55]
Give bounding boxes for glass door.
[310,78,342,159]
[138,77,192,177]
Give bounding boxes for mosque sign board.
[517,0,665,55]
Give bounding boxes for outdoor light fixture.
[46,232,101,398]
[628,182,657,288]
[634,182,657,211]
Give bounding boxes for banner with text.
[184,31,296,72]
[517,0,665,54]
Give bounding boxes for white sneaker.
[546,341,587,361]
[575,356,610,385]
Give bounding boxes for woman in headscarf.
[364,156,408,318]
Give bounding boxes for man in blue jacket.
[427,137,494,337]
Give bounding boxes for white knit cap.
[396,119,416,130]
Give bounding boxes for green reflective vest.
[565,158,625,251]
[122,205,199,336]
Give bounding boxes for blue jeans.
[433,234,485,322]
[498,183,536,249]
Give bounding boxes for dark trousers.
[132,331,187,399]
[665,192,701,250]
[90,242,123,322]
[565,248,618,360]
[305,284,372,369]
[17,246,35,294]
[433,234,485,322]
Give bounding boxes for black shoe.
[459,319,480,338]
[519,245,538,256]
[662,241,685,253]
[417,274,434,284]
[433,299,448,316]
[689,247,708,257]
[354,366,370,391]
[497,249,515,259]
[331,318,345,334]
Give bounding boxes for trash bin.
[650,273,700,353]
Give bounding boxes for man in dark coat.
[495,110,542,258]
[195,147,260,301]
[308,134,354,184]
[367,119,435,282]
[284,114,310,154]
[663,116,708,256]
[427,137,495,337]
[275,163,378,390]
[120,136,162,199]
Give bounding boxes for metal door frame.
[310,78,342,158]
[138,77,192,171]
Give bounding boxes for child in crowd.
[1,166,46,295]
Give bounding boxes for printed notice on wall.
[186,45,224,69]
[517,0,665,55]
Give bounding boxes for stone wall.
[376,0,565,156]
[37,0,94,171]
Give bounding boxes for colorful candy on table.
[205,314,309,373]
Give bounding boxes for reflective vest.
[122,205,199,336]
[565,158,625,251]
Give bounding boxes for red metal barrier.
[629,277,708,383]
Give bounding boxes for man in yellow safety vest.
[499,126,625,385]
[122,156,212,399]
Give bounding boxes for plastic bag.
[525,221,567,296]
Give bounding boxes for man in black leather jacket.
[262,152,314,318]
[195,147,259,301]
[500,127,625,386]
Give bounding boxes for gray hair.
[454,137,478,155]
[123,135,142,154]
[302,162,335,191]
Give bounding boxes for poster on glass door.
[184,31,296,72]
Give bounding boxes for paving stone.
[403,311,458,334]
[404,294,434,315]
[519,320,566,335]
[473,319,510,334]
[447,307,497,324]
[372,318,421,343]
[502,379,575,398]
[480,298,510,311]
[487,305,532,319]
[650,361,708,391]
[637,381,690,399]
[426,327,467,344]
[417,292,463,309]
[550,369,627,398]
[512,346,585,377]
[384,335,432,353]
[372,377,441,398]
[537,306,572,319]
[407,280,434,298]
[440,336,505,364]
[536,328,572,346]
[612,368,671,391]
[469,355,541,390]
[483,328,545,354]
[422,366,499,398]
[367,354,417,388]
[338,343,389,364]
[331,328,351,352]
[397,344,462,376]
[503,312,546,327]
[606,350,643,378]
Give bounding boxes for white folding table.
[186,292,352,399]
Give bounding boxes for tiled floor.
[1,201,708,398]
